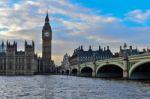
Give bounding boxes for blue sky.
[0,0,150,65]
[73,0,150,14]
[73,0,150,24]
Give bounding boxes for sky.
[0,0,150,65]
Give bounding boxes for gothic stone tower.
[6,41,17,75]
[42,12,52,73]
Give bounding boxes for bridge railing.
[96,57,123,63]
[77,57,123,66]
[129,53,150,60]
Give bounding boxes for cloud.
[0,0,149,65]
[126,9,150,23]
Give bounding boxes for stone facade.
[69,45,113,65]
[0,12,55,75]
[41,12,55,73]
[119,43,139,57]
[0,52,5,75]
[61,53,70,72]
[0,41,37,75]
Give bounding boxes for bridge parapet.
[67,53,150,79]
[96,57,124,68]
[80,62,94,71]
[127,53,150,69]
[97,57,123,62]
[69,57,126,73]
[129,53,150,59]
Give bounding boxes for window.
[27,64,31,70]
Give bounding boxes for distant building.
[0,42,6,53]
[69,45,113,65]
[0,12,56,75]
[119,43,139,57]
[41,11,55,74]
[61,53,70,73]
[0,41,38,75]
[140,48,150,54]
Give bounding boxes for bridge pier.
[122,59,129,79]
[77,71,80,76]
[123,70,128,79]
[92,71,96,77]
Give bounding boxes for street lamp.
[123,47,129,79]
[77,52,80,76]
[93,53,96,77]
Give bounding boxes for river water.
[0,75,150,99]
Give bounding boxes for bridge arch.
[96,63,124,78]
[96,63,125,74]
[65,70,70,75]
[71,68,78,75]
[80,66,93,77]
[129,59,150,79]
[62,70,65,74]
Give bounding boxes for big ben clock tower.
[42,12,52,73]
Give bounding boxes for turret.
[42,11,52,59]
[45,11,49,23]
[129,46,132,50]
[147,48,150,53]
[107,46,109,50]
[81,45,83,50]
[78,46,80,50]
[89,45,92,51]
[99,45,102,51]
[124,43,127,49]
[104,47,106,51]
[6,41,16,54]
[25,41,34,53]
[1,41,4,48]
[120,46,122,51]
[25,40,27,46]
[6,40,8,47]
[143,48,146,53]
[32,41,35,51]
[14,40,17,50]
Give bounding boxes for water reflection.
[0,75,150,99]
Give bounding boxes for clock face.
[44,32,49,37]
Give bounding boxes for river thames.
[0,75,150,99]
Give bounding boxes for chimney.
[78,46,80,50]
[32,41,35,51]
[25,40,27,47]
[143,48,146,53]
[129,46,132,50]
[104,47,106,51]
[120,46,122,51]
[107,46,109,50]
[13,40,15,47]
[1,41,4,48]
[99,45,101,51]
[147,48,150,53]
[89,45,92,51]
[7,41,8,47]
[81,45,83,51]
[124,43,127,49]
[32,41,34,47]
[15,41,17,50]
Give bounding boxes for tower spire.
[47,9,48,15]
[45,10,49,22]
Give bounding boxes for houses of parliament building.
[0,13,54,75]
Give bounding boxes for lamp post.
[68,62,71,75]
[93,53,96,77]
[77,53,80,76]
[123,47,129,79]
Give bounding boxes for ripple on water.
[0,75,150,99]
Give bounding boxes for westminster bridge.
[63,53,150,79]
